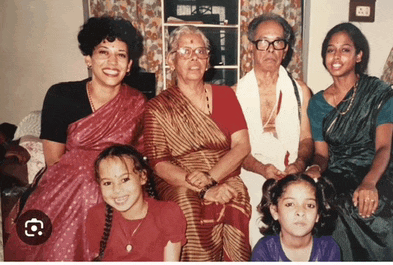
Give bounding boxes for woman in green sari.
[306,23,393,261]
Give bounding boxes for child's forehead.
[99,155,135,171]
[104,155,134,164]
[282,180,316,197]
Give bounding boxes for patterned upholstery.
[13,111,45,184]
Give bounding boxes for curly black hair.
[257,174,337,237]
[78,16,143,61]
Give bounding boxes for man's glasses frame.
[251,39,288,51]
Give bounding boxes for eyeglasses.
[251,39,288,51]
[173,47,210,59]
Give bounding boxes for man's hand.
[264,164,286,180]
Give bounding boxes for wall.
[2,0,392,124]
[0,0,87,125]
[304,0,393,93]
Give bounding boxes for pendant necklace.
[120,204,148,253]
[124,218,144,253]
[86,82,96,112]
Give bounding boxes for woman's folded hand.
[185,170,212,189]
[204,183,238,204]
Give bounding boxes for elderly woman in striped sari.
[144,25,251,261]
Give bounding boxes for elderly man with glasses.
[234,13,314,248]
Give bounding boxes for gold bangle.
[199,181,218,199]
[198,172,218,199]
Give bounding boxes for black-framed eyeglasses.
[173,47,210,59]
[251,39,288,51]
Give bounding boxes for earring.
[87,65,92,70]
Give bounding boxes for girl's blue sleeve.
[308,92,332,142]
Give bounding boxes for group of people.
[2,11,393,262]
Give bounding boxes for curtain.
[381,47,393,85]
[88,0,303,93]
[240,0,303,80]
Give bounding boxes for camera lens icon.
[16,210,52,245]
[25,218,44,237]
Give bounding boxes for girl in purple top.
[251,174,341,261]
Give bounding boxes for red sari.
[4,84,145,261]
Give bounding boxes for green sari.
[320,75,393,260]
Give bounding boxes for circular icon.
[16,209,52,245]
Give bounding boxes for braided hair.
[93,144,157,261]
[92,204,113,261]
[257,174,337,237]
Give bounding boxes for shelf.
[161,0,241,89]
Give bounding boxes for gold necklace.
[205,85,211,115]
[124,218,144,253]
[86,82,96,112]
[336,80,358,116]
[120,203,148,253]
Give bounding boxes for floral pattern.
[240,0,303,80]
[89,0,164,92]
[88,0,303,93]
[381,47,393,85]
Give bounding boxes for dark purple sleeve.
[325,237,342,261]
[313,236,342,261]
[251,236,280,261]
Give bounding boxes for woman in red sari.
[4,16,146,261]
[144,25,252,261]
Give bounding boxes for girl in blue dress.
[251,174,341,261]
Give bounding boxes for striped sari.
[144,86,251,261]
